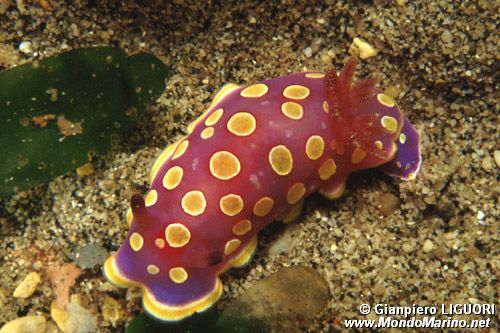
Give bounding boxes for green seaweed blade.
[0,47,168,197]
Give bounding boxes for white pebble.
[18,41,33,55]
[303,47,312,58]
[0,316,46,333]
[351,38,377,59]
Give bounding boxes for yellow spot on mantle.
[381,116,398,134]
[318,158,336,180]
[399,133,407,144]
[163,166,183,190]
[227,112,256,136]
[224,239,241,256]
[220,194,244,216]
[205,108,224,126]
[322,101,329,113]
[377,93,396,107]
[201,127,214,139]
[351,147,367,164]
[129,232,144,252]
[240,83,268,98]
[165,223,191,248]
[233,219,252,236]
[181,191,207,216]
[210,151,241,180]
[154,238,165,248]
[286,182,306,205]
[172,140,189,160]
[145,190,158,207]
[281,101,303,120]
[269,145,293,176]
[169,267,188,283]
[283,85,310,100]
[305,135,325,160]
[253,197,274,217]
[147,265,160,275]
[374,140,384,150]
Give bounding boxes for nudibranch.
[104,58,421,321]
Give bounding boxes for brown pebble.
[441,30,453,43]
[481,156,493,171]
[379,193,400,216]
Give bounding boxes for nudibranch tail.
[104,246,223,321]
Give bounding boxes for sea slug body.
[104,58,422,321]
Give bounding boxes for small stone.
[268,224,299,256]
[303,46,312,58]
[248,16,256,24]
[73,243,108,269]
[422,239,434,253]
[50,301,69,332]
[13,272,41,299]
[481,156,493,171]
[441,30,453,43]
[0,316,46,333]
[396,0,406,6]
[402,242,415,253]
[379,193,400,216]
[493,150,500,168]
[350,37,377,59]
[18,41,33,55]
[217,266,330,333]
[66,303,97,333]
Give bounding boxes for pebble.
[0,316,46,333]
[441,30,453,43]
[18,41,33,55]
[73,243,108,269]
[268,224,299,256]
[481,156,493,171]
[402,242,415,253]
[422,239,434,253]
[493,150,500,168]
[303,46,313,58]
[13,272,41,299]
[51,301,69,332]
[217,266,330,333]
[379,193,401,216]
[351,37,377,59]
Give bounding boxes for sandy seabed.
[0,1,498,332]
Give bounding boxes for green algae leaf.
[0,47,168,197]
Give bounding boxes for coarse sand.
[0,1,498,332]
